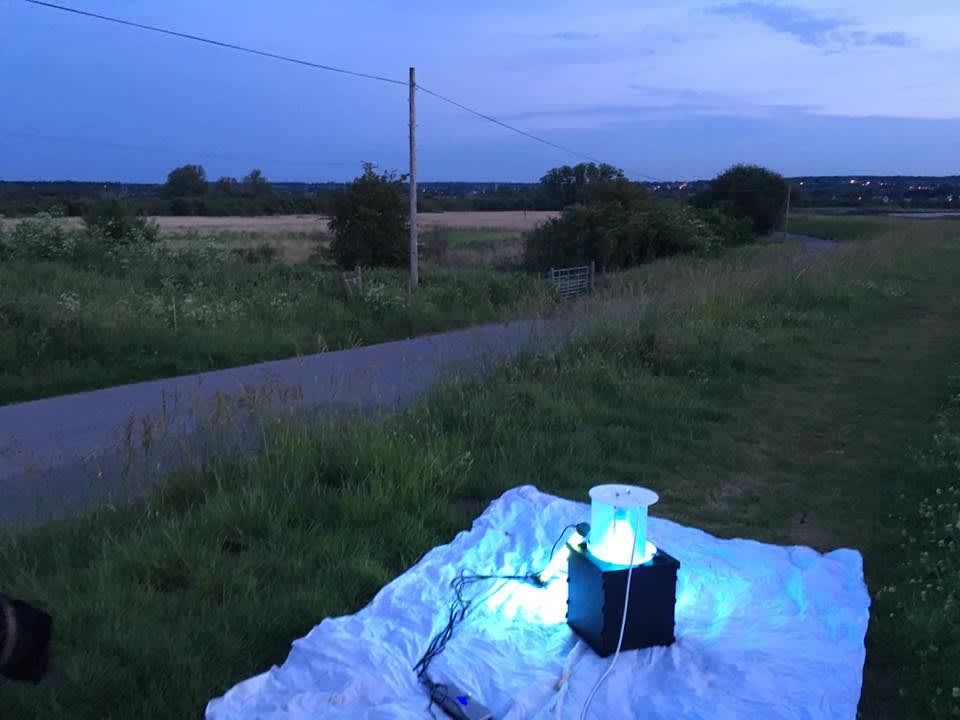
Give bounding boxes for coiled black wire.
[413,523,579,716]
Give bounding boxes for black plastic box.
[566,541,679,657]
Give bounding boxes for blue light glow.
[536,531,584,585]
[588,514,656,567]
[484,575,569,624]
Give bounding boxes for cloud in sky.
[709,2,911,48]
[848,30,909,48]
[550,31,600,41]
[496,89,817,135]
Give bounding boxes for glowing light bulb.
[606,515,637,560]
[586,484,658,567]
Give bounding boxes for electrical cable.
[579,529,638,720]
[546,523,578,567]
[24,0,406,86]
[413,570,533,683]
[417,87,602,164]
[413,523,580,717]
[25,0,657,180]
[415,570,534,718]
[416,86,662,182]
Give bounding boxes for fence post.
[589,260,595,293]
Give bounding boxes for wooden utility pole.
[783,183,792,239]
[408,66,419,289]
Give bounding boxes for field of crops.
[0,210,558,235]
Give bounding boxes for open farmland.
[0,213,929,404]
[0,210,558,235]
[0,211,560,405]
[0,212,558,265]
[156,210,557,234]
[789,213,899,242]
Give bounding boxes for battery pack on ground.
[566,541,679,657]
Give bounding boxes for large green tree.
[328,163,408,269]
[214,176,240,196]
[539,162,626,208]
[164,164,207,197]
[242,169,272,197]
[695,164,789,235]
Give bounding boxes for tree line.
[328,161,790,272]
[158,165,328,215]
[2,156,792,279]
[0,166,330,218]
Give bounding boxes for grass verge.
[0,238,553,405]
[789,213,899,242]
[2,223,960,718]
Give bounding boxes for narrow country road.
[0,318,570,528]
[0,236,833,529]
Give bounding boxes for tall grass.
[1,222,959,718]
[0,228,554,404]
[419,227,524,267]
[872,377,960,717]
[788,213,897,242]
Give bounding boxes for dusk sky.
[3,0,959,182]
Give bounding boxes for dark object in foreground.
[567,541,679,657]
[430,680,494,720]
[0,593,53,683]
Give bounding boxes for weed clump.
[875,377,960,719]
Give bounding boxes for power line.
[25,0,661,181]
[625,168,661,182]
[24,0,406,87]
[416,86,660,181]
[417,86,601,164]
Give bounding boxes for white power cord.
[579,537,638,720]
